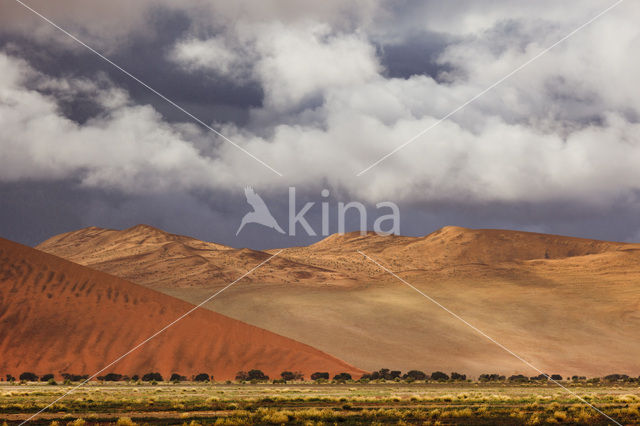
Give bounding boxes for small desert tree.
[280,371,303,381]
[103,373,123,382]
[451,372,466,381]
[19,372,38,382]
[430,371,449,381]
[311,372,329,381]
[194,373,210,382]
[170,373,186,382]
[247,369,269,382]
[141,372,163,382]
[333,373,352,381]
[403,370,427,381]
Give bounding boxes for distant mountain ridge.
[38,224,638,286]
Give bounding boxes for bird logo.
[236,187,286,236]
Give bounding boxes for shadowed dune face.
[37,225,640,377]
[0,237,363,379]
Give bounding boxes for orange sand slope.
[0,237,363,379]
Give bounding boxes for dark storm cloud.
[1,0,640,248]
[0,5,262,127]
[378,31,455,81]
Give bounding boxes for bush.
[550,374,563,381]
[451,372,466,381]
[141,372,163,382]
[280,371,303,381]
[333,373,352,381]
[530,374,548,381]
[170,373,186,382]
[508,374,529,383]
[19,372,38,381]
[604,374,630,382]
[367,368,402,381]
[571,375,586,382]
[6,375,15,382]
[47,378,57,386]
[430,371,449,381]
[194,373,210,382]
[311,372,329,381]
[235,371,248,381]
[131,375,140,382]
[247,369,269,382]
[61,374,89,382]
[403,370,427,381]
[103,373,123,382]
[40,374,54,382]
[479,374,505,382]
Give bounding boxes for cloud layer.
[1,0,640,244]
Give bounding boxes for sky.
[1,0,639,249]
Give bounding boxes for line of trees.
[4,370,639,384]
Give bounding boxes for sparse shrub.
[19,372,38,381]
[553,410,568,421]
[430,371,449,381]
[47,378,57,385]
[479,373,505,382]
[366,368,402,380]
[116,417,136,426]
[333,373,352,381]
[6,374,15,382]
[131,375,139,382]
[40,374,54,382]
[103,373,123,382]
[246,369,269,382]
[194,373,210,382]
[311,372,329,381]
[604,374,630,382]
[530,374,548,381]
[170,373,186,382]
[141,372,163,382]
[61,373,88,382]
[235,371,248,381]
[280,371,303,381]
[451,372,466,381]
[403,370,427,381]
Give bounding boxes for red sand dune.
[0,237,363,380]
